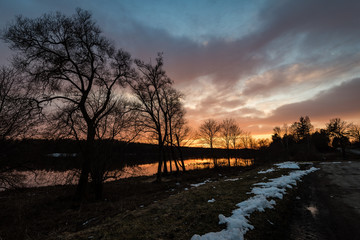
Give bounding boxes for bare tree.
[326,118,351,159]
[171,107,194,172]
[220,118,233,150]
[257,138,270,149]
[240,131,252,149]
[199,119,221,149]
[2,9,134,200]
[219,118,242,163]
[163,87,187,173]
[0,66,37,140]
[0,66,39,189]
[127,54,173,181]
[349,123,360,143]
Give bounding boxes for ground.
[290,161,360,240]
[1,159,360,240]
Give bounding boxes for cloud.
[1,0,360,136]
[267,78,360,124]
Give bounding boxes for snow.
[274,162,300,169]
[267,220,274,225]
[191,166,319,240]
[258,168,275,174]
[320,161,342,164]
[224,178,239,182]
[47,153,77,157]
[191,179,212,188]
[208,198,216,203]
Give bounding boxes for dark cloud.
[267,78,360,124]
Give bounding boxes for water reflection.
[3,158,253,189]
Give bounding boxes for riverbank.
[0,165,258,240]
[2,158,359,240]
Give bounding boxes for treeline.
[268,116,360,161]
[196,118,269,150]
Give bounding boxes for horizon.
[1,0,359,139]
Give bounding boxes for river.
[3,158,253,189]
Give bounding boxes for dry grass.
[58,166,299,240]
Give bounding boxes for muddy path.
[290,161,360,240]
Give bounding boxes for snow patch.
[191,166,319,240]
[275,162,300,169]
[224,178,239,182]
[190,179,212,188]
[208,198,216,203]
[258,168,275,174]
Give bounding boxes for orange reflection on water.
[121,158,254,178]
[3,158,254,189]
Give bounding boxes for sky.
[1,0,360,138]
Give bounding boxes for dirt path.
[290,161,360,240]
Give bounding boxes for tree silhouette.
[127,54,176,181]
[291,116,313,142]
[326,118,350,159]
[164,87,186,172]
[199,119,221,149]
[199,118,221,166]
[0,66,37,140]
[220,118,242,162]
[0,66,39,189]
[349,124,360,143]
[3,9,134,200]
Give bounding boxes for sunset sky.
[1,0,360,138]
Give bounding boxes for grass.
[57,165,301,240]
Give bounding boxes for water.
[2,158,253,189]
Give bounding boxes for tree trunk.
[163,149,168,174]
[156,143,163,182]
[175,136,186,172]
[74,155,90,201]
[74,125,96,201]
[91,168,103,200]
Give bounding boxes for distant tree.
[220,118,242,154]
[199,119,221,149]
[257,138,270,149]
[240,131,252,149]
[349,124,360,143]
[326,118,350,159]
[229,123,242,150]
[311,129,330,153]
[291,116,313,142]
[272,126,283,145]
[2,9,134,200]
[0,66,39,189]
